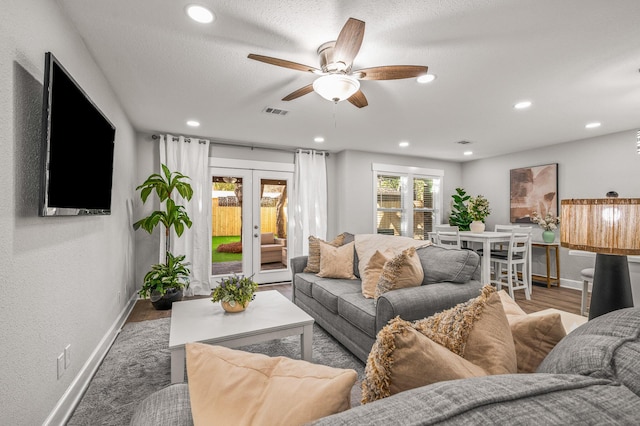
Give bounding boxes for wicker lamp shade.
[560,198,640,255]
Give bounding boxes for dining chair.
[433,225,461,249]
[490,230,531,300]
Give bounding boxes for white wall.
[0,1,137,424]
[461,129,640,303]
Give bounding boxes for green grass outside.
[212,236,242,262]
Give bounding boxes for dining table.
[428,230,532,286]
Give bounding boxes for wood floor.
[125,281,583,324]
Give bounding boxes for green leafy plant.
[134,164,193,301]
[139,252,191,298]
[448,187,472,231]
[211,274,258,307]
[467,195,491,222]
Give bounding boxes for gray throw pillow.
[416,245,480,284]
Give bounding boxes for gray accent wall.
[1,1,138,424]
[461,129,640,303]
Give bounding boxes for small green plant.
[211,274,258,307]
[448,187,472,231]
[467,195,491,222]
[139,252,191,298]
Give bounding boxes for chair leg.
[581,279,589,316]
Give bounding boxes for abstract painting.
[510,163,558,223]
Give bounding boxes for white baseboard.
[43,292,138,426]
[556,278,591,292]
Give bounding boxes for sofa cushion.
[318,241,356,279]
[416,244,480,284]
[261,232,275,244]
[312,279,362,314]
[337,292,377,338]
[361,285,516,403]
[537,307,640,397]
[374,247,424,300]
[497,290,566,373]
[186,343,357,426]
[294,272,323,299]
[129,383,193,426]
[304,233,347,273]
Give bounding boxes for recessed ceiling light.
[186,120,200,127]
[314,136,325,143]
[399,141,410,148]
[463,151,473,156]
[585,122,601,129]
[186,5,215,24]
[514,101,532,109]
[417,74,436,84]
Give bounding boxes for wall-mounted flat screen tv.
[39,52,116,216]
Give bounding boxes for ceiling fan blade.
[282,84,315,101]
[347,90,368,108]
[354,65,428,80]
[248,54,321,73]
[333,18,365,68]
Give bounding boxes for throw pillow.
[497,290,566,373]
[355,234,429,292]
[304,233,346,273]
[317,241,356,279]
[361,250,389,298]
[374,247,424,300]
[362,285,517,403]
[186,343,357,425]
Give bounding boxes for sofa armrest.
[374,281,484,333]
[290,256,308,275]
[274,237,287,247]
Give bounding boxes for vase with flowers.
[467,195,491,232]
[532,211,560,243]
[212,274,259,313]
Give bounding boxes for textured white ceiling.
[57,0,640,161]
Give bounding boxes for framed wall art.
[509,163,558,223]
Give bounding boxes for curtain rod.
[151,134,329,156]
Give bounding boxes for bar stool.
[580,268,594,316]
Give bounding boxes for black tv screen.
[39,52,116,216]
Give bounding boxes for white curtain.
[292,149,328,257]
[160,134,211,296]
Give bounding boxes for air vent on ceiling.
[455,140,473,145]
[263,107,289,116]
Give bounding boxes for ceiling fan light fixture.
[313,74,360,102]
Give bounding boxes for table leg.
[170,347,185,384]
[482,240,491,284]
[555,246,561,287]
[545,246,552,288]
[301,323,313,361]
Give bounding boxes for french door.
[210,167,292,284]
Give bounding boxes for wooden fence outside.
[212,200,283,236]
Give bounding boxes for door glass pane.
[259,178,288,271]
[376,174,401,235]
[211,176,243,275]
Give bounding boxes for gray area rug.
[67,317,365,425]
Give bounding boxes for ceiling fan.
[248,18,428,108]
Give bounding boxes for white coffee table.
[169,290,314,383]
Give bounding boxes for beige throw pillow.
[186,343,357,426]
[317,241,356,279]
[304,234,346,273]
[362,285,517,404]
[374,247,424,300]
[362,250,389,298]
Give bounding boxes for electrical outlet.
[57,353,65,379]
[64,344,71,369]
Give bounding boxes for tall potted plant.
[448,187,472,231]
[134,164,193,310]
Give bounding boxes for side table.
[532,242,560,288]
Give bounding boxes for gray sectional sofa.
[291,241,484,362]
[130,307,640,425]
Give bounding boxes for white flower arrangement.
[531,211,560,231]
[467,195,491,222]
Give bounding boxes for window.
[373,164,443,240]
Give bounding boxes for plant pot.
[542,230,555,243]
[470,221,485,233]
[150,288,183,310]
[221,300,249,313]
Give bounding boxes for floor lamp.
[560,198,640,320]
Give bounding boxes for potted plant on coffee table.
[211,274,258,313]
[134,164,193,310]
